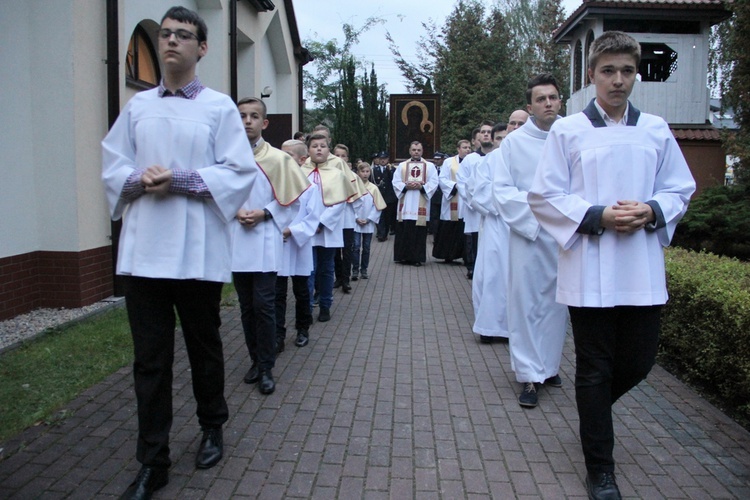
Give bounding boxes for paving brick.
[1,238,749,498]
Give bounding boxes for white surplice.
[354,192,382,234]
[467,153,509,339]
[231,143,301,273]
[279,184,323,277]
[528,108,696,307]
[494,117,568,383]
[392,159,439,220]
[307,171,346,248]
[102,88,256,283]
[456,152,483,233]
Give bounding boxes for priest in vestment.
[392,141,439,266]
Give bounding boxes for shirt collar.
[158,77,205,100]
[252,136,265,151]
[594,100,629,126]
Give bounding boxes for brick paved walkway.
[1,236,749,499]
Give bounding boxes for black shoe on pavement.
[333,279,342,288]
[295,330,309,347]
[259,371,275,395]
[351,274,359,281]
[195,428,223,469]
[545,374,562,387]
[318,308,331,322]
[361,272,368,279]
[120,466,168,500]
[466,270,473,279]
[480,335,493,344]
[276,338,285,354]
[519,382,539,408]
[342,282,352,293]
[243,364,260,384]
[585,472,622,500]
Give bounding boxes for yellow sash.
[253,141,310,206]
[302,156,357,206]
[449,156,460,221]
[364,181,387,210]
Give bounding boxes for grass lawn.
[0,283,237,443]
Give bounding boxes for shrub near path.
[662,247,750,428]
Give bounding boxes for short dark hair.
[525,73,561,104]
[478,120,494,130]
[492,122,507,139]
[161,6,207,42]
[471,127,481,140]
[588,30,641,70]
[237,97,267,118]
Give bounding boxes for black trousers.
[464,231,479,271]
[569,305,662,474]
[377,201,397,238]
[123,276,228,468]
[275,275,312,340]
[334,228,355,284]
[233,272,277,372]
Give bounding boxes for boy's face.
[238,102,268,142]
[358,167,371,181]
[159,18,206,72]
[333,148,349,163]
[309,139,330,164]
[282,146,306,166]
[588,52,637,116]
[527,84,561,131]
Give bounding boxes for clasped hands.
[405,181,423,190]
[601,200,654,233]
[140,165,173,194]
[236,208,265,227]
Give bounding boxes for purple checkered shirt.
[120,77,210,202]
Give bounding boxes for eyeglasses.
[158,28,200,43]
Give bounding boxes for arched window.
[573,39,583,92]
[584,30,595,83]
[126,25,160,90]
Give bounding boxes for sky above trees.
[294,0,581,94]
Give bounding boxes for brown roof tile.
[671,127,721,141]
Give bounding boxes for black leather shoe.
[318,308,331,322]
[295,330,309,347]
[120,466,168,500]
[276,338,285,354]
[259,371,275,395]
[333,279,342,288]
[342,283,352,293]
[585,472,622,500]
[244,364,260,384]
[480,335,493,344]
[195,428,223,469]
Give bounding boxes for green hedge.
[662,247,750,425]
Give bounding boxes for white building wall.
[0,0,301,259]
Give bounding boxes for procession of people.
[102,8,695,499]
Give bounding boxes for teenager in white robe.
[468,146,510,343]
[392,142,438,266]
[457,122,493,279]
[528,31,696,500]
[101,6,256,490]
[231,99,309,396]
[492,75,569,409]
[276,182,323,350]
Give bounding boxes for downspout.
[106,0,123,296]
[230,0,238,102]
